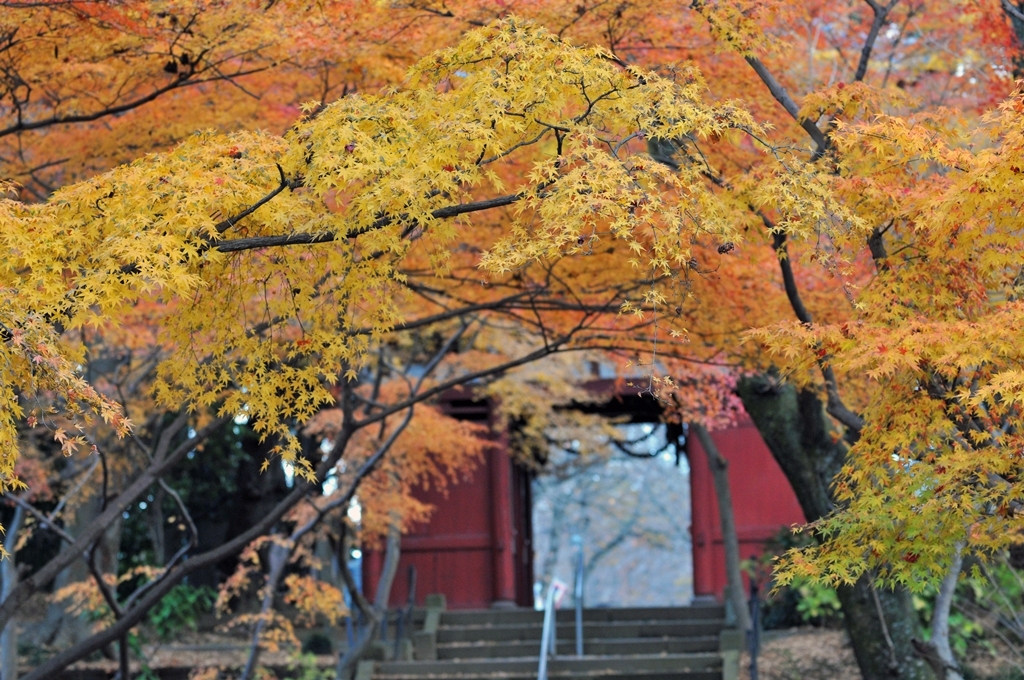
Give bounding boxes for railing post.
[572,534,584,657]
[550,603,557,659]
[394,565,417,660]
[413,593,445,661]
[748,578,761,680]
[719,628,742,680]
[537,584,557,680]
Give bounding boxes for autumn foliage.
[6,0,1024,676]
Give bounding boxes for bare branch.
[5,495,74,544]
[853,0,901,83]
[85,545,122,619]
[338,522,372,616]
[0,63,272,139]
[121,478,200,610]
[17,328,582,678]
[17,417,357,680]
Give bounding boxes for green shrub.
[792,576,842,622]
[747,528,843,628]
[146,583,215,640]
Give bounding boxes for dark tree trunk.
[33,492,123,651]
[1,505,25,680]
[1003,1,1024,79]
[690,422,750,633]
[736,374,933,680]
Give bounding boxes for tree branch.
[0,414,226,633]
[19,316,516,677]
[212,192,524,254]
[5,495,75,544]
[17,300,592,678]
[768,221,865,435]
[868,223,892,271]
[0,64,271,139]
[337,521,372,617]
[854,0,901,84]
[354,324,582,429]
[690,422,751,632]
[18,426,351,680]
[121,478,200,611]
[744,56,829,155]
[1003,0,1024,24]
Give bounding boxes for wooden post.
[490,445,516,606]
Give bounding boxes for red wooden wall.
[363,395,533,609]
[687,415,805,597]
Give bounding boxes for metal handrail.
[573,542,584,657]
[748,578,761,680]
[537,584,557,680]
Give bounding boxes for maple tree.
[0,6,759,677]
[413,2,1024,678]
[4,1,1024,678]
[764,74,1024,578]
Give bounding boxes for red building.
[365,392,805,607]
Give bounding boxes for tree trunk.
[736,374,933,680]
[690,422,751,633]
[1003,1,1024,79]
[239,538,292,680]
[1,504,25,680]
[148,484,166,565]
[912,547,964,680]
[33,492,124,651]
[336,516,403,680]
[373,520,404,610]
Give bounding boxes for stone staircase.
[357,602,741,680]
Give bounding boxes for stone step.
[371,652,721,678]
[437,634,721,658]
[439,605,723,628]
[436,620,726,643]
[370,672,721,680]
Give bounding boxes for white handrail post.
[573,534,584,657]
[550,602,558,659]
[537,584,557,680]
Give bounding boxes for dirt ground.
[80,655,334,677]
[28,636,337,678]
[23,624,1024,679]
[738,627,1024,680]
[738,628,859,680]
[16,621,339,677]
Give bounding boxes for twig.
[122,479,200,610]
[6,495,75,544]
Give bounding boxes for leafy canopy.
[767,94,1024,589]
[8,0,1024,592]
[0,17,759,495]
